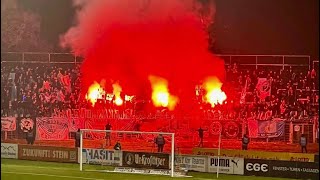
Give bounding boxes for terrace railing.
[1,52,313,70]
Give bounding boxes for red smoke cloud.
[61,0,225,107]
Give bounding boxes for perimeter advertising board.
[169,155,207,172]
[18,145,77,163]
[315,154,319,163]
[244,159,319,180]
[122,151,169,169]
[193,148,315,162]
[1,143,18,159]
[207,156,244,175]
[80,148,122,166]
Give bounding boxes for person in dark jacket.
[242,134,250,150]
[114,140,121,151]
[105,122,112,146]
[155,134,165,152]
[300,134,307,153]
[197,127,206,147]
[75,129,80,148]
[26,129,34,145]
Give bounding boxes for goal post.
[79,129,176,177]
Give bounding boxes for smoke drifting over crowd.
[61,0,225,109]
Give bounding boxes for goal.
[79,129,180,177]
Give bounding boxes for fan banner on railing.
[16,117,37,139]
[68,117,85,132]
[36,117,69,140]
[224,121,240,138]
[84,118,108,139]
[240,80,247,104]
[256,78,271,100]
[1,117,16,131]
[248,118,285,138]
[210,121,222,135]
[247,118,258,138]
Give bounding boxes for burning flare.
[203,77,227,108]
[112,83,123,106]
[86,80,124,107]
[148,75,178,111]
[85,81,102,106]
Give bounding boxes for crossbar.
[80,129,174,135]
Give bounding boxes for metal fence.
[313,60,319,70]
[1,52,83,64]
[1,52,312,70]
[217,54,311,70]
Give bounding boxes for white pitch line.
[2,164,76,171]
[2,171,106,180]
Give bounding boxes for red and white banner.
[84,118,108,139]
[210,121,222,135]
[240,80,247,104]
[247,118,258,138]
[224,121,240,138]
[256,78,271,100]
[68,117,85,132]
[36,117,69,140]
[248,118,285,138]
[1,117,16,131]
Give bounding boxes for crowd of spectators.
[222,63,319,121]
[1,62,319,122]
[1,64,82,117]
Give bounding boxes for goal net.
[79,129,185,177]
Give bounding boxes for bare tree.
[192,0,217,49]
[1,0,52,52]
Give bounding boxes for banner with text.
[36,117,69,140]
[122,151,169,169]
[244,158,319,179]
[248,119,285,138]
[1,117,16,131]
[18,145,78,163]
[208,156,244,175]
[80,148,122,166]
[193,148,315,162]
[169,155,207,172]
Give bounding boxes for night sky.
[18,0,319,59]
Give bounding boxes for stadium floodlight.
[79,129,176,177]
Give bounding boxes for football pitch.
[1,159,292,180]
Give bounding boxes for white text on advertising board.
[246,163,268,172]
[170,155,207,172]
[134,154,166,167]
[272,166,319,173]
[83,149,122,166]
[22,149,70,159]
[85,149,117,161]
[176,157,205,165]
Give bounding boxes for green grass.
[1,159,295,180]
